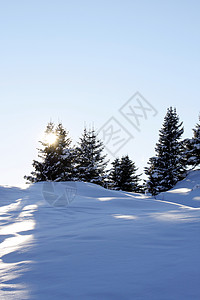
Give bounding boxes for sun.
[45,132,58,145]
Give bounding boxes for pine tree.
[25,122,74,182]
[145,107,185,195]
[109,158,121,190]
[144,157,162,196]
[54,122,76,181]
[183,115,200,168]
[109,155,141,192]
[75,128,108,186]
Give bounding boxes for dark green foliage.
[144,157,160,196]
[75,128,108,186]
[109,155,142,192]
[183,115,200,168]
[145,107,185,195]
[25,122,74,182]
[26,109,199,190]
[109,158,121,190]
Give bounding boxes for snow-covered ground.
[0,172,200,299]
[155,169,200,208]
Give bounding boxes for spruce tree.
[109,155,141,192]
[25,122,74,182]
[109,158,121,190]
[144,156,162,196]
[145,107,185,195]
[75,128,108,185]
[54,123,76,180]
[183,115,200,168]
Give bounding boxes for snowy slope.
[0,174,200,300]
[156,169,200,208]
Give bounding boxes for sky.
[0,0,200,186]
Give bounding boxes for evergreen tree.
[25,122,74,182]
[75,128,108,185]
[144,157,162,195]
[109,155,141,192]
[109,158,121,190]
[183,115,200,168]
[145,107,185,195]
[54,122,76,181]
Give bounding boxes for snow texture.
[0,171,200,299]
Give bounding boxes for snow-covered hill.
[156,169,200,208]
[0,172,200,299]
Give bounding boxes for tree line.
[25,107,200,195]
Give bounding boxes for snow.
[156,169,200,208]
[0,172,200,299]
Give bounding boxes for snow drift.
[156,169,200,208]
[0,172,200,299]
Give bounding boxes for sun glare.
[45,133,57,145]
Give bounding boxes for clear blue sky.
[0,0,199,186]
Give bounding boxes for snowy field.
[0,171,200,300]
